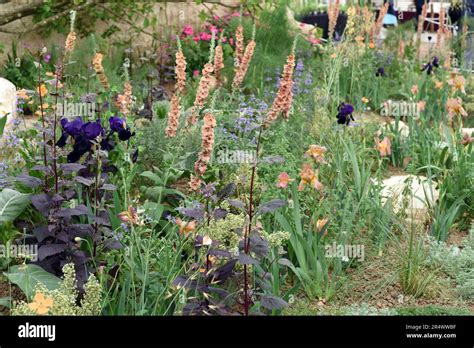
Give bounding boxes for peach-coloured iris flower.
[305,145,327,164]
[298,163,324,192]
[277,172,294,189]
[376,136,391,157]
[175,218,196,235]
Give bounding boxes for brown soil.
[386,164,408,177]
[170,177,192,196]
[446,228,468,247]
[0,275,26,316]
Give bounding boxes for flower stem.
[37,60,48,192]
[243,125,263,316]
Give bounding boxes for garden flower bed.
[0,1,473,322]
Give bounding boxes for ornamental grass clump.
[12,264,102,316]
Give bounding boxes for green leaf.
[199,10,207,22]
[144,201,164,222]
[140,171,164,185]
[162,188,185,198]
[0,296,11,308]
[0,116,7,137]
[4,264,62,301]
[0,189,31,223]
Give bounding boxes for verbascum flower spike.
[92,53,109,90]
[345,6,356,40]
[185,62,214,127]
[417,3,428,36]
[189,175,203,192]
[116,63,133,115]
[118,81,133,115]
[416,3,428,58]
[232,38,256,90]
[235,25,244,66]
[194,112,216,176]
[361,6,374,37]
[165,93,181,137]
[264,53,296,127]
[214,45,224,85]
[373,2,389,40]
[185,32,216,128]
[64,10,77,54]
[328,0,340,41]
[175,38,187,94]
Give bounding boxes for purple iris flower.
[62,117,84,137]
[422,57,439,75]
[82,120,104,140]
[336,103,355,125]
[376,67,385,77]
[109,116,126,132]
[68,137,92,163]
[57,117,84,147]
[57,118,105,162]
[57,115,134,163]
[109,115,134,141]
[422,62,433,75]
